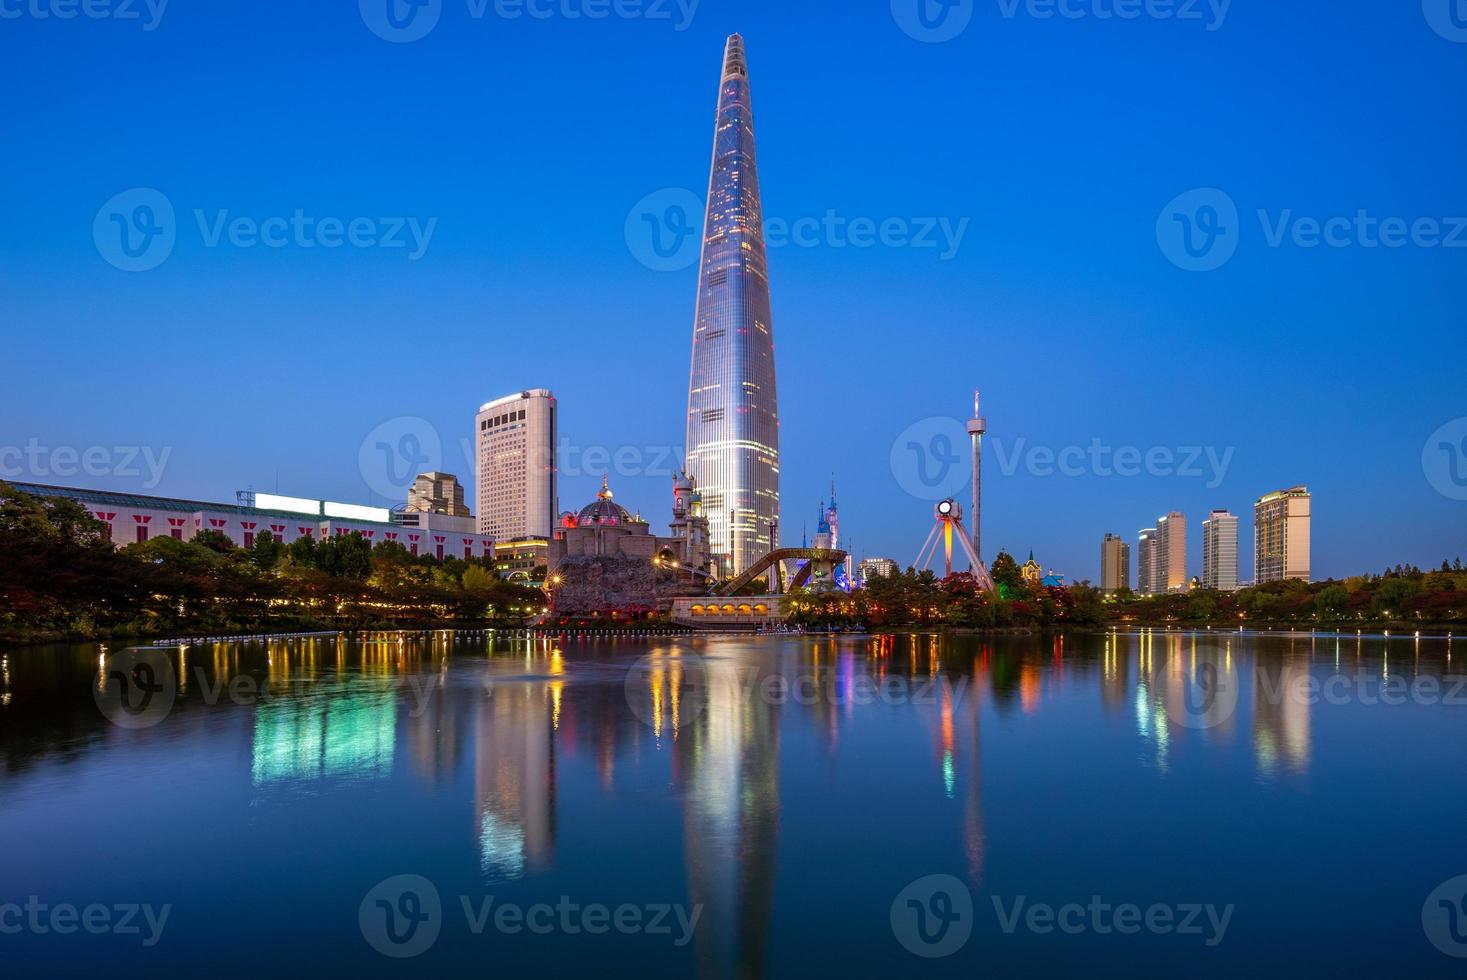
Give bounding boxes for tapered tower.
[685,34,780,577]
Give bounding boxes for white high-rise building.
[1156,511,1187,594]
[1255,486,1311,583]
[476,389,557,542]
[1137,527,1158,596]
[1100,533,1130,594]
[1201,509,1239,591]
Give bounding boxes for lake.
[2,630,1465,977]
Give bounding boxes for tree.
[248,529,285,570]
[990,550,1023,598]
[1315,584,1349,619]
[192,529,236,554]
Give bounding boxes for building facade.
[1201,509,1240,591]
[12,483,494,560]
[1136,527,1158,596]
[1255,485,1311,583]
[858,557,898,584]
[1155,511,1187,594]
[685,34,781,577]
[407,472,471,518]
[1100,532,1131,594]
[476,389,557,543]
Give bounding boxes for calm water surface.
[2,630,1465,977]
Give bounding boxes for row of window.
[481,409,528,431]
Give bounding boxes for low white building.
[11,483,494,560]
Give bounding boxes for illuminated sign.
[253,493,322,516]
[324,501,391,524]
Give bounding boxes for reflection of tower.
[1253,653,1312,775]
[474,682,557,877]
[679,654,780,980]
[967,390,986,561]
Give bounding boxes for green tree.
[192,529,236,554]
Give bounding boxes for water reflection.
[0,630,1462,975]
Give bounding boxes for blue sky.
[1,0,1464,581]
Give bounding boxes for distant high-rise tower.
[1100,532,1130,594]
[1137,527,1158,596]
[476,389,557,542]
[968,390,986,561]
[1255,486,1311,583]
[1201,509,1240,591]
[1156,511,1188,593]
[685,33,780,577]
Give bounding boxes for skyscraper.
[685,34,780,576]
[407,472,471,518]
[1156,511,1187,593]
[1137,527,1158,596]
[1255,486,1311,583]
[476,389,557,542]
[1201,509,1239,591]
[1100,532,1131,595]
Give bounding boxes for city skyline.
[2,10,1463,580]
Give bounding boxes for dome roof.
[575,476,635,527]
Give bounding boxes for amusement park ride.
[913,498,996,591]
[911,390,996,592]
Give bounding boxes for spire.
[598,474,613,500]
[722,33,747,79]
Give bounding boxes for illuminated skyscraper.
[1156,511,1188,593]
[476,389,557,542]
[1137,527,1158,596]
[685,34,780,576]
[1100,532,1130,595]
[1255,485,1311,583]
[1201,509,1239,591]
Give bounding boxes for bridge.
[713,548,849,597]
